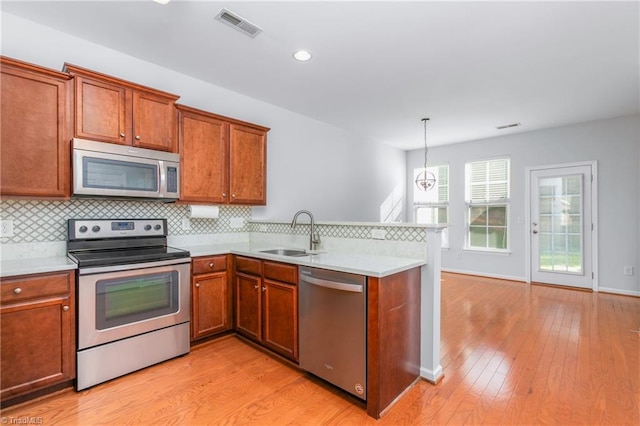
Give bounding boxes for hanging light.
[415,117,437,191]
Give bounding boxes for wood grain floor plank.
[2,273,638,425]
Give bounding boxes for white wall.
[407,115,640,296]
[0,12,406,223]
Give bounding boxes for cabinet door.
[235,272,262,341]
[133,90,177,152]
[74,75,129,145]
[0,296,74,401]
[262,279,298,360]
[191,272,230,341]
[0,60,70,197]
[178,108,229,203]
[228,124,267,205]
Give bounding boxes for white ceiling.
[2,0,638,150]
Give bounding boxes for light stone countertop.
[181,242,426,278]
[0,242,426,279]
[0,256,77,278]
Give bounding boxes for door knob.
[532,230,538,234]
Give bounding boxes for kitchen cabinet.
[366,267,421,419]
[0,56,72,198]
[64,63,179,152]
[0,271,75,404]
[191,255,231,341]
[228,123,267,205]
[234,256,298,360]
[177,104,268,205]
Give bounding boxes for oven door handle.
[77,257,191,275]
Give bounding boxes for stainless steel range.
[67,218,191,391]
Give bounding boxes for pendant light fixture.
[415,117,437,191]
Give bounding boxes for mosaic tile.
[0,199,251,244]
[251,222,426,242]
[0,199,425,244]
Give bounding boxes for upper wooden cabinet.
[177,104,268,205]
[64,63,179,152]
[229,123,267,205]
[0,56,72,198]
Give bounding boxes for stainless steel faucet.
[291,210,320,251]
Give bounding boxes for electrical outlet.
[456,251,463,260]
[623,266,634,276]
[0,220,14,237]
[230,217,245,229]
[371,229,386,240]
[181,218,191,231]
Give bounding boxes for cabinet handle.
[135,135,141,140]
[262,286,266,292]
[195,282,200,288]
[62,305,69,312]
[13,287,22,295]
[254,284,259,290]
[231,194,236,198]
[209,262,214,268]
[119,132,125,138]
[222,192,227,197]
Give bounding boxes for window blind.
[465,158,510,202]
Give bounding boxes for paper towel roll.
[188,205,219,219]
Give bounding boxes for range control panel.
[68,219,167,240]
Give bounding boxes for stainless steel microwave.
[72,138,180,201]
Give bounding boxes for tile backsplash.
[0,199,251,244]
[251,221,427,242]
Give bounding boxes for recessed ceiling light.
[153,0,171,5]
[293,50,312,62]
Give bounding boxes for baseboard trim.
[598,287,640,298]
[442,268,526,283]
[420,365,444,384]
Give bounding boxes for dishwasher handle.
[300,274,363,293]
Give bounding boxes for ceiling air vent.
[496,122,521,130]
[215,8,263,38]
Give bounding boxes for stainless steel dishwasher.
[298,266,367,400]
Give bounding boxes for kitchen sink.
[259,248,310,257]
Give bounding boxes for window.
[414,164,449,247]
[465,158,510,251]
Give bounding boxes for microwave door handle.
[158,160,166,197]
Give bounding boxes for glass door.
[530,164,594,289]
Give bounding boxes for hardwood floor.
[2,272,638,425]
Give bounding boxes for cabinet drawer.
[235,256,262,276]
[264,261,297,285]
[1,272,72,304]
[193,255,228,275]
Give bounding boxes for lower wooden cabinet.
[234,256,298,361]
[0,271,75,403]
[191,255,231,341]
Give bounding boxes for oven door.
[77,259,190,350]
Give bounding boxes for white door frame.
[524,161,599,290]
